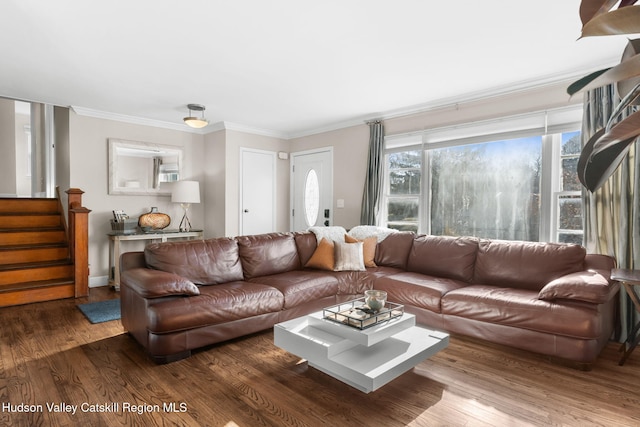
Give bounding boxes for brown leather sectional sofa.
[119,231,619,368]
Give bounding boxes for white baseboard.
[89,275,110,288]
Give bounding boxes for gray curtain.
[582,85,640,340]
[360,121,385,225]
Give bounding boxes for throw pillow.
[538,270,611,304]
[304,238,335,271]
[345,234,377,267]
[334,241,366,271]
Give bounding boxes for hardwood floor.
[1,286,639,427]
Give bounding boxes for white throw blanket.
[308,226,348,244]
[347,225,398,242]
[308,225,398,245]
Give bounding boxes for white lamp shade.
[171,180,200,204]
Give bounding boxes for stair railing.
[66,188,91,297]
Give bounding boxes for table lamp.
[171,180,200,232]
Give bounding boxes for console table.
[108,229,203,290]
[611,268,640,365]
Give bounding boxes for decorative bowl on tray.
[364,290,387,312]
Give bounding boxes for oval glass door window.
[304,169,320,226]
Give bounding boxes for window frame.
[382,107,584,243]
[383,142,423,233]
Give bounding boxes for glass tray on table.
[322,297,404,330]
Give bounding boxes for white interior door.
[240,148,276,235]
[291,148,333,231]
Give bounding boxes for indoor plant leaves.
[581,2,640,37]
[577,128,636,191]
[617,38,640,104]
[567,68,612,96]
[593,107,640,155]
[574,1,640,192]
[580,0,623,26]
[567,44,640,97]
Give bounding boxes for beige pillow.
[345,234,377,267]
[334,241,365,271]
[304,238,335,271]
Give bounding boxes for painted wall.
[68,111,205,285]
[14,111,30,197]
[54,106,71,206]
[0,99,17,195]
[203,129,226,238]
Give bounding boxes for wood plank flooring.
[1,286,639,427]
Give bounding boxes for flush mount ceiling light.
[183,104,209,128]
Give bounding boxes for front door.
[291,148,333,231]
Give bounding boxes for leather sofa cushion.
[145,238,243,285]
[249,270,339,309]
[147,281,284,333]
[237,233,301,279]
[374,231,415,269]
[332,266,404,295]
[473,240,586,291]
[294,231,318,266]
[442,285,602,339]
[407,235,478,282]
[375,272,468,313]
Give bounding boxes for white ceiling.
[0,0,630,138]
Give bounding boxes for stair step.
[0,229,66,246]
[0,262,74,286]
[0,214,62,229]
[0,245,70,265]
[0,198,58,214]
[0,279,75,307]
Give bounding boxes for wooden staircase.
[0,191,89,307]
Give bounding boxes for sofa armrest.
[121,268,200,299]
[120,251,146,272]
[584,253,617,271]
[538,270,619,304]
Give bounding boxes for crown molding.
[70,106,208,134]
[212,121,289,139]
[70,107,288,138]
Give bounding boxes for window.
[386,150,421,232]
[555,131,583,244]
[304,169,320,226]
[382,109,583,244]
[429,136,542,241]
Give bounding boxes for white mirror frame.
[108,138,183,196]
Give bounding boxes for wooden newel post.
[66,188,91,298]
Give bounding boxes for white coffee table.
[274,309,449,393]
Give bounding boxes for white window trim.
[383,105,584,242]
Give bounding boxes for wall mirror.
[108,138,183,195]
